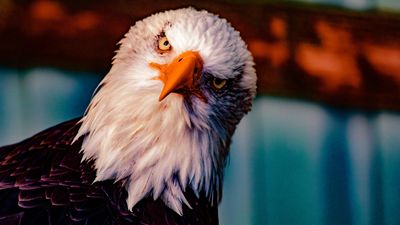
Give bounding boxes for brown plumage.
[0,119,218,225]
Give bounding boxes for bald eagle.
[0,8,256,225]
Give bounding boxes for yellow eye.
[158,36,172,51]
[212,78,227,90]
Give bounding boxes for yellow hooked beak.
[150,51,203,101]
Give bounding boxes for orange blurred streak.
[296,20,361,92]
[249,40,289,67]
[28,0,100,36]
[362,43,400,83]
[73,12,99,31]
[30,0,66,21]
[248,17,289,67]
[270,17,286,39]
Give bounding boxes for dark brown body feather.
[0,119,219,225]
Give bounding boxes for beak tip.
[159,86,173,102]
[158,92,168,102]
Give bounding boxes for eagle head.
[75,7,256,215]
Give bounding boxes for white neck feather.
[74,67,221,215]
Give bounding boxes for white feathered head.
[75,7,256,215]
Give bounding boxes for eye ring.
[212,78,227,90]
[158,36,172,52]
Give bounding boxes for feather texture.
[0,119,219,225]
[75,7,256,214]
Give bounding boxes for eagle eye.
[212,78,227,90]
[158,36,172,52]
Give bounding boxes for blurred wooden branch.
[0,0,399,111]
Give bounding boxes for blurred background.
[0,0,399,224]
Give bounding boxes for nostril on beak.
[178,58,183,62]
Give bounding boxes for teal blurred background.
[1,0,400,225]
